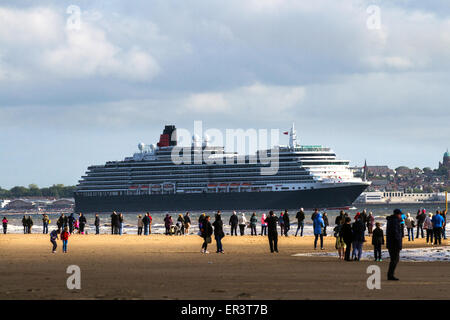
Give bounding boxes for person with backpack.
[229,211,238,236]
[94,214,100,234]
[50,229,59,253]
[250,213,258,236]
[264,210,279,253]
[372,222,384,261]
[295,208,305,237]
[200,215,213,254]
[2,217,8,234]
[213,214,225,253]
[60,227,70,253]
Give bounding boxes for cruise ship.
[74,125,370,212]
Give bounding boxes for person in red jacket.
[60,227,71,253]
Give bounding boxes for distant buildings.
[0,198,74,211]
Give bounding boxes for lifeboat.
[163,183,174,189]
[152,185,161,189]
[219,183,228,187]
[129,185,138,189]
[141,185,149,189]
[230,183,240,187]
[208,184,218,187]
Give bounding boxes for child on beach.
[60,227,70,253]
[50,229,59,253]
[2,217,8,234]
[372,222,384,261]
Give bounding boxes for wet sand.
[0,234,449,300]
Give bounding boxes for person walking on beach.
[68,213,75,234]
[27,216,33,234]
[201,215,213,254]
[229,211,238,236]
[313,212,325,250]
[250,213,258,236]
[342,217,353,261]
[424,212,434,244]
[137,215,143,235]
[367,212,375,235]
[372,222,384,261]
[261,213,267,236]
[322,212,329,236]
[22,215,28,234]
[432,211,444,245]
[333,219,345,260]
[143,213,150,235]
[295,208,305,237]
[184,212,191,235]
[265,210,279,253]
[213,214,225,253]
[79,213,87,235]
[238,213,247,236]
[2,217,8,234]
[386,209,403,280]
[60,226,70,253]
[352,215,365,261]
[50,229,59,253]
[42,214,49,234]
[405,213,415,241]
[177,214,185,235]
[94,214,100,234]
[279,212,285,236]
[416,209,426,238]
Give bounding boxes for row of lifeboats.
[207,183,252,188]
[129,184,175,190]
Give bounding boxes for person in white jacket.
[423,213,434,244]
[238,213,247,236]
[405,213,415,241]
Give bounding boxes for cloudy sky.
[1,0,449,188]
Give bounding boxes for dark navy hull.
[74,184,368,213]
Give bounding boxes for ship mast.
[289,122,297,149]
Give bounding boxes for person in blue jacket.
[386,209,403,281]
[400,212,406,238]
[432,211,445,245]
[313,212,325,250]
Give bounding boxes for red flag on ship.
[283,131,289,135]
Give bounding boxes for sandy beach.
[0,234,449,300]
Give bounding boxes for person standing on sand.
[313,212,325,250]
[42,214,49,234]
[110,212,116,234]
[367,212,374,235]
[143,213,150,235]
[311,208,319,222]
[164,214,173,235]
[177,214,185,235]
[118,213,124,235]
[386,209,403,280]
[372,222,384,261]
[137,215,143,235]
[424,212,433,244]
[405,213,415,241]
[341,217,353,261]
[184,212,191,235]
[94,214,100,234]
[335,210,345,226]
[68,213,75,234]
[352,215,365,261]
[213,214,225,253]
[114,212,121,235]
[333,219,345,260]
[201,215,213,254]
[432,211,444,245]
[198,213,206,234]
[2,217,8,234]
[229,211,238,236]
[295,208,305,237]
[416,209,426,239]
[264,211,279,253]
[57,214,64,233]
[27,216,33,234]
[283,210,290,237]
[441,210,447,240]
[250,213,258,236]
[279,212,284,236]
[261,213,267,236]
[322,212,329,236]
[60,227,70,253]
[238,213,247,236]
[79,213,87,235]
[22,215,28,234]
[50,229,59,253]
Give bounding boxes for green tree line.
[0,184,76,198]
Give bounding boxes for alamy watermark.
[366,5,381,30]
[366,265,381,290]
[66,265,81,290]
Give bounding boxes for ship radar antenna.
[289,122,297,149]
